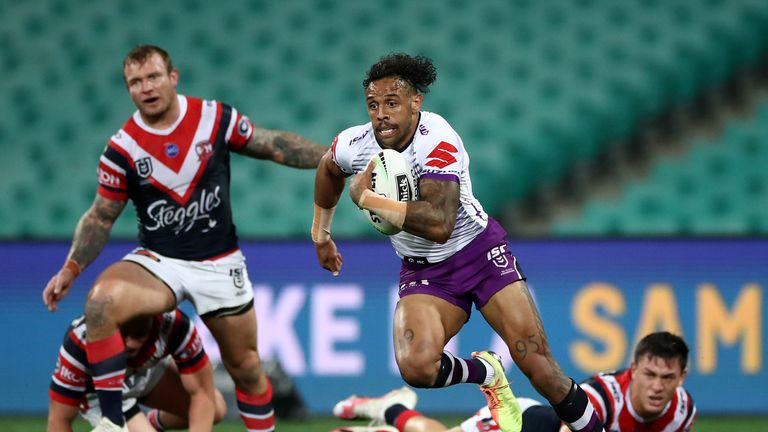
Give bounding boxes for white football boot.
[333,386,418,424]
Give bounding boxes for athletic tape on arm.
[358,189,407,229]
[64,259,83,278]
[311,204,335,243]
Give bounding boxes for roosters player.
[43,44,326,431]
[48,309,226,431]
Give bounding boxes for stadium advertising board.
[1,239,765,414]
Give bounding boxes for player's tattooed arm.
[402,178,459,243]
[238,127,327,168]
[67,195,126,269]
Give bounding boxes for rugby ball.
[363,149,417,235]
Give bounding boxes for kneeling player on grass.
[47,309,226,432]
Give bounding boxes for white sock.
[477,356,496,386]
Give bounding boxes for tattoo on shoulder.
[273,133,325,167]
[246,128,325,167]
[69,196,125,267]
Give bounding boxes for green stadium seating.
[553,100,768,235]
[2,0,768,238]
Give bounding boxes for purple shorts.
[398,218,526,317]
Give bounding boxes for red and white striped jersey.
[582,369,696,432]
[49,309,208,407]
[96,95,253,260]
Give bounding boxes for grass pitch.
[2,415,766,431]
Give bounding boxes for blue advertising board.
[0,239,765,415]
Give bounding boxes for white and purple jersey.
[97,95,254,260]
[332,111,487,263]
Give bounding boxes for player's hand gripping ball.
[364,149,417,235]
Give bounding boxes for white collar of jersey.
[625,386,671,423]
[132,94,188,136]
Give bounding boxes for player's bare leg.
[125,412,156,432]
[85,261,176,340]
[84,261,176,428]
[392,294,467,387]
[203,309,274,430]
[481,280,603,431]
[480,280,570,399]
[140,361,227,429]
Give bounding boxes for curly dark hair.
[634,331,689,370]
[363,53,437,94]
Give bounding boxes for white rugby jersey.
[332,111,487,263]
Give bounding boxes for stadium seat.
[553,98,768,235]
[3,0,768,238]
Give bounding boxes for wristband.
[358,189,407,229]
[311,204,335,243]
[63,259,83,278]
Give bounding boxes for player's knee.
[397,356,439,388]
[84,281,126,324]
[399,368,434,388]
[223,350,263,387]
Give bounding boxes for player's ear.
[411,93,423,111]
[678,368,688,385]
[169,68,179,87]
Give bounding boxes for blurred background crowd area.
[2,0,767,239]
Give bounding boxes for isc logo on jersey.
[364,149,417,235]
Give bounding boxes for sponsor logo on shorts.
[403,256,429,265]
[487,244,509,268]
[230,267,245,289]
[398,279,430,294]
